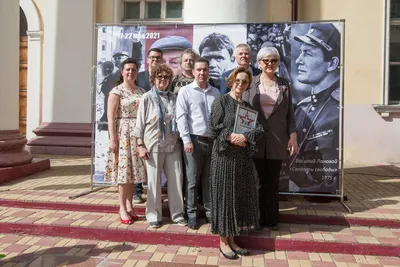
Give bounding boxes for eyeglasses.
[156,75,170,80]
[261,58,279,65]
[235,79,249,86]
[148,56,162,61]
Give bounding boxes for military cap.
[294,23,340,53]
[113,51,129,58]
[150,36,192,51]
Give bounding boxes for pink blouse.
[259,82,279,119]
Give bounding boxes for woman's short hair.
[256,46,280,62]
[226,67,252,90]
[150,64,173,86]
[116,58,139,86]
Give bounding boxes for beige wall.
[268,0,291,22]
[32,0,44,27]
[96,0,113,23]
[298,0,385,105]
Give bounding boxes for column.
[27,0,95,155]
[184,0,270,23]
[0,0,32,167]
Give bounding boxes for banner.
[93,22,343,195]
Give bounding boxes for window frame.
[121,0,184,23]
[386,0,400,104]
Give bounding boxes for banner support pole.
[69,24,108,200]
[338,20,352,213]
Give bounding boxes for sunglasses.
[235,79,249,86]
[261,58,279,65]
[156,75,170,80]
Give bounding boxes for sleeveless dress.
[104,85,147,184]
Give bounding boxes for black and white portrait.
[283,22,342,193]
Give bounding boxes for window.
[123,0,183,21]
[389,0,400,103]
[101,40,106,51]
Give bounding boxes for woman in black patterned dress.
[209,67,264,259]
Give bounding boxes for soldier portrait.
[286,23,341,193]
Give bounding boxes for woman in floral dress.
[104,58,147,225]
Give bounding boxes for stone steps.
[0,206,400,257]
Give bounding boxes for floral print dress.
[104,85,147,184]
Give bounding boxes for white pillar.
[184,0,269,23]
[42,0,94,123]
[0,0,33,167]
[0,0,19,130]
[21,0,43,140]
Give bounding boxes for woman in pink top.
[242,47,298,230]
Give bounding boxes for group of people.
[104,23,340,259]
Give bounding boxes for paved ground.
[0,233,399,267]
[0,155,399,266]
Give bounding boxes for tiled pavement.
[0,234,399,267]
[0,155,400,266]
[0,156,400,221]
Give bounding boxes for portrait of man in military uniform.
[286,23,341,193]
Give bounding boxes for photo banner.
[93,21,343,195]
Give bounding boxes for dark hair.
[116,58,139,86]
[147,48,163,57]
[194,57,209,68]
[226,67,252,90]
[198,33,234,57]
[150,64,173,87]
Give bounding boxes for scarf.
[150,86,177,142]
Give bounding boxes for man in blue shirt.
[176,57,220,229]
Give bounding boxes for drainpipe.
[291,0,298,21]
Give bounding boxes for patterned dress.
[209,94,264,237]
[104,85,147,184]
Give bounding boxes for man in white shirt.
[176,57,220,229]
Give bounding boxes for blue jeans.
[183,137,213,219]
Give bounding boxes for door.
[19,36,28,136]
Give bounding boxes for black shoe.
[149,221,161,228]
[205,217,211,224]
[188,217,199,229]
[219,247,238,260]
[231,247,249,256]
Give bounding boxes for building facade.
[1,0,399,168]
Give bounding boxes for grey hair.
[180,48,199,63]
[234,43,251,56]
[256,46,280,62]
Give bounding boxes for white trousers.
[144,150,185,222]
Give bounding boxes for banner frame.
[73,19,349,201]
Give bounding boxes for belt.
[116,117,136,119]
[190,134,213,142]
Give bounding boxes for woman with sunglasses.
[134,64,187,229]
[243,47,298,230]
[209,67,264,259]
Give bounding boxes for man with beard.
[219,44,261,94]
[198,33,235,89]
[170,48,199,94]
[288,23,341,193]
[98,51,129,131]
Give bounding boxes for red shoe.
[127,211,140,221]
[120,217,133,225]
